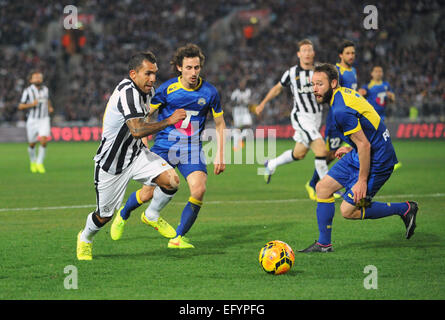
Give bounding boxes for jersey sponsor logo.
[197,97,206,106]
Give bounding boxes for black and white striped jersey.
[94,78,154,175]
[280,65,322,114]
[20,84,50,120]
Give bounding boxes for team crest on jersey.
[197,97,206,106]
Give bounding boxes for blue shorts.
[150,145,207,179]
[328,152,394,205]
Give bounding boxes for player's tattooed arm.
[126,109,187,139]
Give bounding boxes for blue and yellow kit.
[361,80,392,120]
[149,76,223,177]
[327,87,398,204]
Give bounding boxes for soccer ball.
[259,240,295,275]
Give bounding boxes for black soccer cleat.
[401,201,418,239]
[299,241,333,253]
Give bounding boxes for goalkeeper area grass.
[0,140,444,299]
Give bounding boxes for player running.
[256,39,327,185]
[18,70,54,173]
[299,63,418,253]
[112,44,226,249]
[306,40,358,200]
[76,52,187,260]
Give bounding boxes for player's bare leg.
[264,142,308,184]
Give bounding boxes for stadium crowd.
[0,0,443,125]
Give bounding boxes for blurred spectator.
[0,0,443,125]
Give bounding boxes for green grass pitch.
[0,140,444,300]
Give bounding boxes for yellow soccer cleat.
[110,208,127,240]
[35,163,46,173]
[141,213,176,238]
[168,235,195,249]
[30,162,37,173]
[305,181,317,201]
[77,230,92,260]
[394,162,403,171]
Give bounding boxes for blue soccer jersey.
[361,80,392,119]
[325,63,358,150]
[149,76,223,176]
[330,87,398,171]
[335,63,358,90]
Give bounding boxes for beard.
[321,86,334,104]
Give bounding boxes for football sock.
[176,197,202,236]
[145,186,177,221]
[316,197,335,246]
[361,201,409,220]
[268,149,297,171]
[36,145,46,164]
[314,156,328,181]
[309,169,319,189]
[28,146,36,163]
[120,189,144,220]
[80,212,103,243]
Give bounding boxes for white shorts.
[233,106,252,128]
[290,111,323,148]
[94,149,172,218]
[26,117,51,143]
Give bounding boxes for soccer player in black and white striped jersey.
[18,71,54,173]
[76,52,187,260]
[256,39,328,185]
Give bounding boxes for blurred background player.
[147,43,226,249]
[306,40,358,200]
[18,70,54,173]
[300,63,417,253]
[361,66,401,170]
[231,77,253,151]
[76,52,187,260]
[256,39,327,185]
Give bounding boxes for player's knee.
[315,180,331,199]
[191,183,206,200]
[340,202,358,219]
[292,149,306,160]
[139,187,153,203]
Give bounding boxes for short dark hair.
[338,39,355,54]
[314,63,339,83]
[128,51,157,71]
[297,39,313,51]
[170,43,205,75]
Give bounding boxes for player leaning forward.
[300,63,418,253]
[77,52,186,260]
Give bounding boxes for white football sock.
[145,187,176,222]
[36,146,46,164]
[314,157,329,180]
[268,149,296,171]
[80,212,101,243]
[28,146,36,163]
[232,129,242,148]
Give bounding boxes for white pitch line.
[0,193,444,213]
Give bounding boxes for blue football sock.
[316,198,335,246]
[176,197,202,236]
[120,189,143,220]
[309,169,319,189]
[361,201,409,220]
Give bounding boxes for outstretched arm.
[126,109,187,139]
[255,82,283,115]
